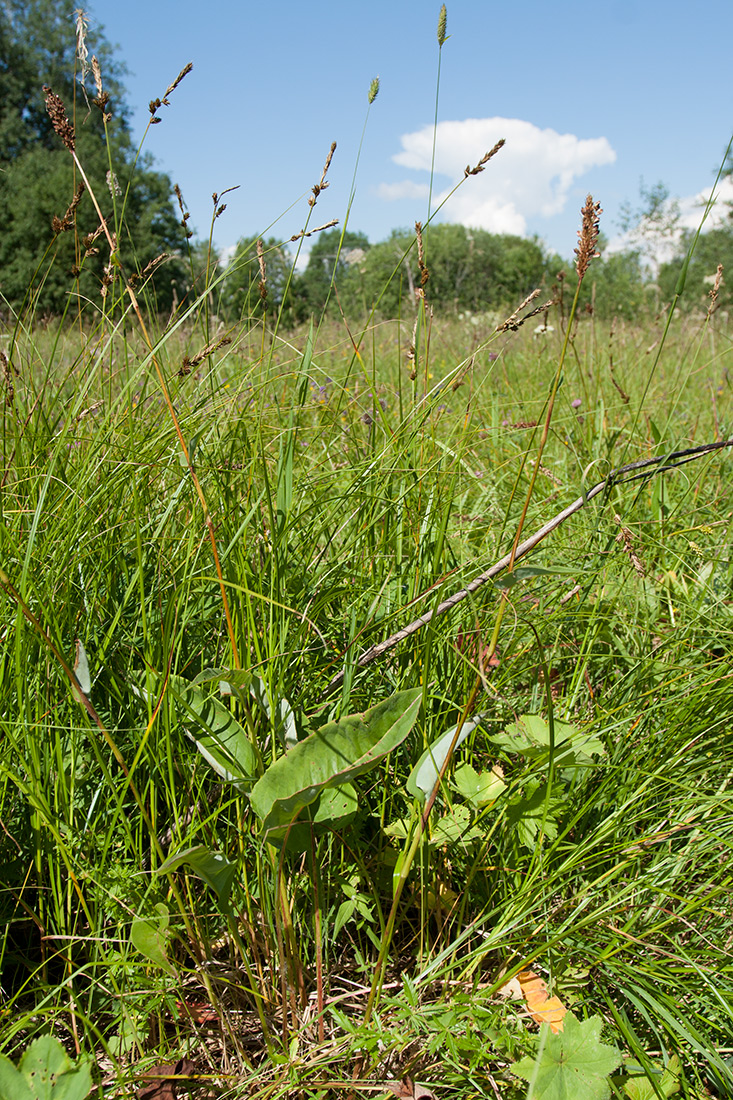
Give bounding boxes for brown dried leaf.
[517,968,567,1033]
[385,1077,436,1100]
[136,1058,196,1099]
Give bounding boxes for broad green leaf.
[454,762,506,807]
[250,688,421,836]
[429,803,483,847]
[512,1013,622,1100]
[130,903,176,977]
[157,672,257,786]
[406,714,484,802]
[623,1054,680,1098]
[0,1056,33,1100]
[157,845,237,908]
[333,898,357,938]
[258,784,359,852]
[16,1035,92,1100]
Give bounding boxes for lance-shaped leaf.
[145,672,257,786]
[157,845,237,909]
[406,715,485,802]
[250,688,421,836]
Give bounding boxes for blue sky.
[89,0,733,263]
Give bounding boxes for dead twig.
[316,439,733,701]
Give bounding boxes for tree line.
[1,0,731,326]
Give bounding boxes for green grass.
[2,295,733,1098]
[2,14,733,1097]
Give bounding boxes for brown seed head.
[309,142,337,207]
[415,221,429,288]
[575,194,602,282]
[165,62,193,99]
[496,289,555,333]
[464,139,505,178]
[290,218,339,243]
[43,86,75,151]
[707,263,724,318]
[178,335,232,377]
[91,55,102,96]
[52,181,85,236]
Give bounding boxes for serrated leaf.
[250,688,421,837]
[130,903,176,977]
[157,845,237,908]
[0,1056,33,1100]
[17,1035,92,1100]
[505,779,563,848]
[429,803,483,847]
[623,1054,680,1099]
[512,1013,622,1100]
[454,762,506,807]
[490,714,604,766]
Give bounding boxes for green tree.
[219,236,293,321]
[658,220,733,313]
[344,224,549,319]
[0,0,189,317]
[294,229,371,317]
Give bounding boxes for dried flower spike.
[575,194,602,281]
[464,139,505,178]
[309,142,337,208]
[165,62,193,99]
[437,4,448,46]
[290,218,339,243]
[75,9,89,85]
[51,181,85,236]
[415,221,429,288]
[707,263,724,318]
[43,86,75,152]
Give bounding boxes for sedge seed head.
[43,86,75,151]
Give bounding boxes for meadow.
[1,15,733,1100]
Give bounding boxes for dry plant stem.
[70,150,240,669]
[318,439,733,702]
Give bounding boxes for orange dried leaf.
[518,968,567,1033]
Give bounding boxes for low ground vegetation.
[1,5,733,1099]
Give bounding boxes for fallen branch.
[318,440,733,701]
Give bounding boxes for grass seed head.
[437,4,448,46]
[368,76,380,104]
[43,86,75,152]
[575,194,602,281]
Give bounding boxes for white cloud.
[376,180,431,202]
[678,176,733,231]
[381,117,616,235]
